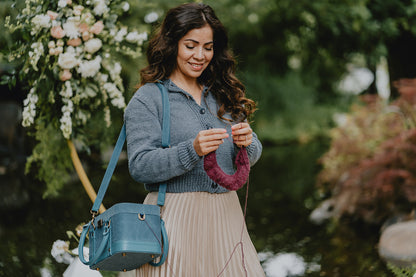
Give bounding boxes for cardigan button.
[211,183,218,189]
[200,108,206,114]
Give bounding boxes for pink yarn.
[203,147,250,191]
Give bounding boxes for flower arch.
[6,0,152,199]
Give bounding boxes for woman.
[124,3,264,276]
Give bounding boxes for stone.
[379,220,416,267]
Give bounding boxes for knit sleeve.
[246,131,262,166]
[124,84,201,184]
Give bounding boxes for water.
[246,142,390,276]
[0,141,391,276]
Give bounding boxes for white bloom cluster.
[78,56,102,78]
[10,0,149,140]
[58,51,78,69]
[31,14,51,35]
[59,81,74,139]
[122,2,130,12]
[60,101,74,139]
[104,83,125,109]
[93,0,109,16]
[60,80,73,98]
[144,12,159,24]
[28,42,44,71]
[51,240,74,264]
[107,62,121,81]
[62,18,80,39]
[58,0,70,9]
[126,31,148,44]
[84,38,102,53]
[114,27,128,42]
[22,88,38,127]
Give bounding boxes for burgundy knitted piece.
[203,147,250,191]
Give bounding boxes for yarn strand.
[216,177,250,277]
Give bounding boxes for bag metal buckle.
[90,210,99,229]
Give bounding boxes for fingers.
[231,123,253,147]
[193,128,229,156]
[193,124,254,155]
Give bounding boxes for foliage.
[243,70,340,143]
[316,84,416,224]
[388,263,416,277]
[25,120,73,197]
[227,0,416,99]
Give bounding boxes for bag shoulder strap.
[156,82,169,206]
[91,82,170,213]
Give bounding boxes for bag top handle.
[91,82,170,214]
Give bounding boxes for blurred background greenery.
[2,0,416,276]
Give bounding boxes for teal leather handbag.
[78,83,170,272]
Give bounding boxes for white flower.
[103,61,122,82]
[103,82,119,97]
[51,20,60,27]
[28,42,44,71]
[263,253,306,277]
[81,12,95,25]
[78,56,102,78]
[114,27,127,42]
[144,12,159,24]
[60,112,73,139]
[60,81,73,98]
[83,86,97,98]
[39,267,52,277]
[55,46,63,55]
[60,98,74,139]
[58,52,78,69]
[100,74,109,83]
[63,18,80,39]
[84,38,102,53]
[31,14,51,29]
[73,5,84,16]
[104,82,125,108]
[62,99,74,113]
[57,39,65,47]
[104,106,111,127]
[76,110,89,125]
[51,240,74,264]
[112,62,122,76]
[126,31,148,44]
[93,0,109,16]
[58,0,68,8]
[122,2,130,12]
[111,97,126,109]
[22,104,36,127]
[109,28,117,37]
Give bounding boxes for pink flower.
[51,26,65,39]
[47,11,58,20]
[67,38,82,46]
[79,23,89,33]
[59,69,72,81]
[90,21,104,35]
[82,31,92,41]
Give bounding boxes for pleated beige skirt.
[118,190,265,277]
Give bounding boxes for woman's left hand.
[231,122,253,147]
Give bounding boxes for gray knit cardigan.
[124,79,262,193]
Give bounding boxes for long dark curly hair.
[140,3,256,122]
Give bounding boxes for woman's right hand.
[193,128,229,156]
